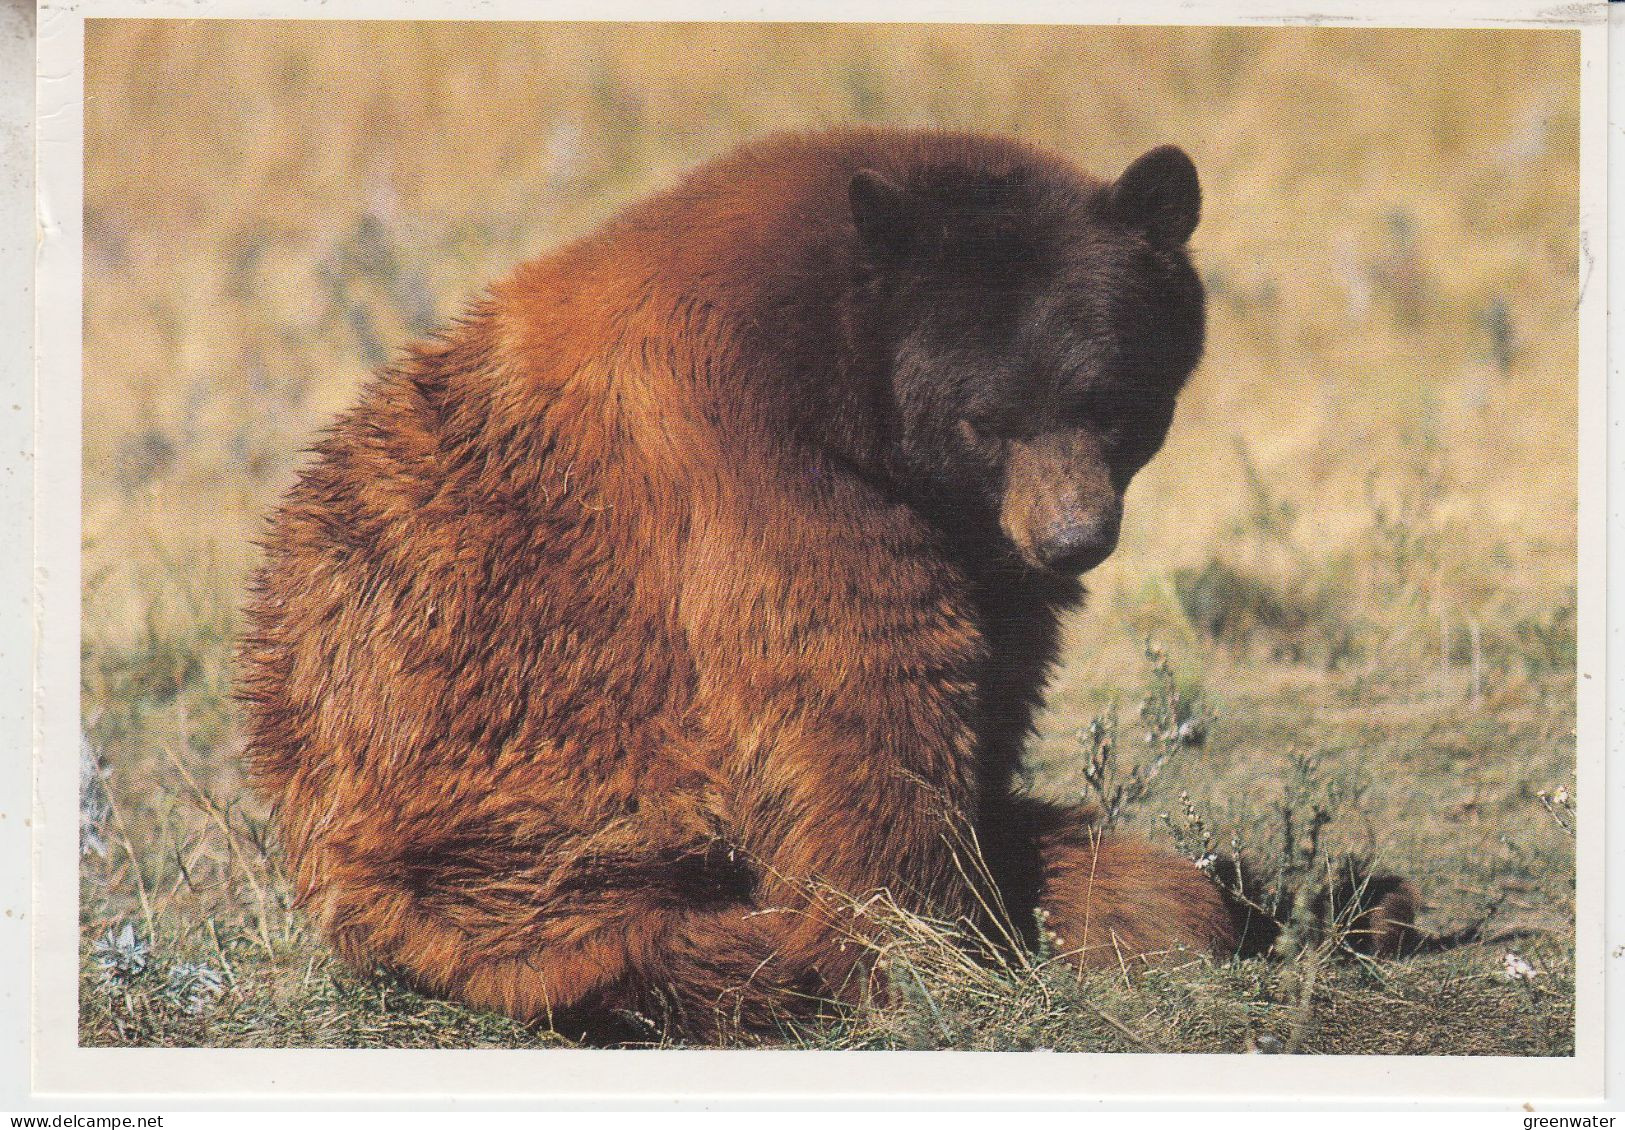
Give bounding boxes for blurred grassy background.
[80,21,1579,1052]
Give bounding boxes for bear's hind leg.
[576,894,884,1043]
[305,864,656,1033]
[293,817,775,1041]
[303,828,873,1044]
[996,800,1246,971]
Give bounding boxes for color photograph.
[76,18,1582,1059]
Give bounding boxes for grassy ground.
[80,22,1579,1054]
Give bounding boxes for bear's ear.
[849,168,913,259]
[1109,145,1200,245]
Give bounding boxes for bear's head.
[849,145,1205,577]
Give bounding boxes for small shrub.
[1172,559,1356,668]
[162,962,226,1015]
[1080,641,1214,828]
[1362,440,1446,587]
[1161,752,1408,961]
[87,613,204,708]
[1511,597,1576,676]
[85,924,231,1042]
[79,732,111,860]
[1227,438,1296,543]
[113,429,177,494]
[92,924,151,989]
[1371,209,1429,329]
[1536,784,1574,836]
[1478,294,1517,376]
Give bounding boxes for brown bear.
[240,128,1292,1043]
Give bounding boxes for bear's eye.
[1056,396,1120,438]
[1071,383,1173,456]
[957,417,1006,454]
[1095,421,1127,452]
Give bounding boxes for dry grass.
[80,21,1578,1054]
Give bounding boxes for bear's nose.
[1033,507,1122,574]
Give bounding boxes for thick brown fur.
[239,129,1365,1043]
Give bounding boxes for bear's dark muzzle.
[1032,505,1121,574]
[1001,430,1124,574]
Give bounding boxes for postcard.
[22,0,1613,1106]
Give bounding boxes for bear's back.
[237,128,1098,880]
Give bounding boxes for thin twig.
[1283,942,1328,1055]
[1075,994,1164,1054]
[157,728,276,957]
[100,779,156,942]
